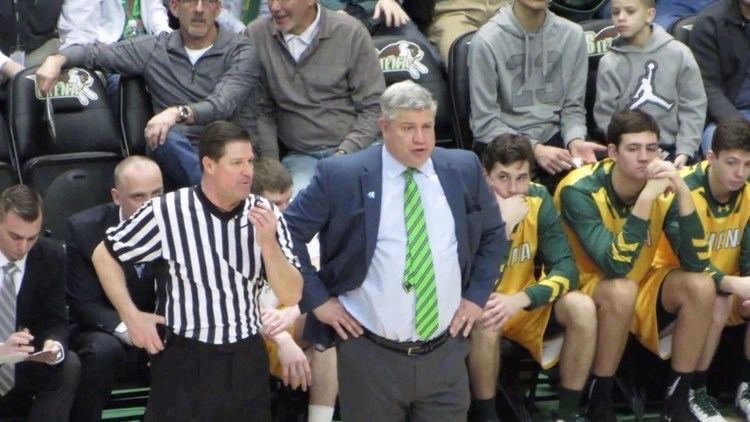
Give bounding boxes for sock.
[588,375,614,407]
[473,397,499,422]
[558,387,583,418]
[308,405,335,422]
[692,370,708,390]
[664,369,693,402]
[743,359,750,383]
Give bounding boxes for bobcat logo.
[628,61,674,111]
[27,68,99,106]
[378,41,429,80]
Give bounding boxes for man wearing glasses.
[35,0,260,189]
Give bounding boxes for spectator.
[555,110,714,421]
[91,121,302,421]
[323,0,442,65]
[0,52,23,84]
[0,0,63,67]
[57,0,172,103]
[654,0,719,30]
[0,185,80,422]
[469,0,605,190]
[35,0,260,189]
[656,119,750,421]
[691,0,750,156]
[284,80,507,421]
[67,157,163,422]
[470,134,595,422]
[427,0,510,63]
[594,0,707,167]
[246,0,385,194]
[217,0,271,33]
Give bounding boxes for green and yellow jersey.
[495,183,577,369]
[497,183,578,307]
[553,159,708,294]
[654,160,750,285]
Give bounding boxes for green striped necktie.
[402,168,438,340]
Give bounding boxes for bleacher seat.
[119,76,152,156]
[669,14,697,45]
[580,19,619,140]
[447,30,475,151]
[373,35,458,148]
[8,66,123,240]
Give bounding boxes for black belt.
[362,328,450,356]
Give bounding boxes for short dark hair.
[198,121,252,169]
[251,157,293,195]
[606,109,660,147]
[481,133,534,173]
[0,185,42,223]
[711,119,750,154]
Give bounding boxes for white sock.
[308,404,335,422]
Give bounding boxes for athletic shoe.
[688,388,725,421]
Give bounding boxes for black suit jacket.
[15,237,69,351]
[66,203,155,333]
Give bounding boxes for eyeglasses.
[180,0,219,5]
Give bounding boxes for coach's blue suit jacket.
[284,145,507,345]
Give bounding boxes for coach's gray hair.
[379,81,437,120]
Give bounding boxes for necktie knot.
[404,168,417,179]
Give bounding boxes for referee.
[91,121,303,421]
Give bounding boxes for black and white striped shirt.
[104,186,299,344]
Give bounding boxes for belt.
[362,328,450,356]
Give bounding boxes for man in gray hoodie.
[469,0,605,187]
[594,0,706,167]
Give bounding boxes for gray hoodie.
[469,5,588,147]
[594,25,707,158]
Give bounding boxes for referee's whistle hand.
[126,311,166,354]
[248,205,278,249]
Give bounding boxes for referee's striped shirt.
[104,186,300,344]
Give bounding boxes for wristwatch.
[177,105,191,123]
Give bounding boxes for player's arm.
[524,190,578,309]
[715,221,750,296]
[662,174,710,273]
[559,185,650,278]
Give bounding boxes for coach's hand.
[144,107,180,150]
[313,298,363,340]
[125,311,165,354]
[449,298,482,337]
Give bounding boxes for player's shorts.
[631,266,679,359]
[502,299,565,369]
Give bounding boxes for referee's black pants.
[145,333,271,422]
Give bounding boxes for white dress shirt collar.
[282,4,321,61]
[0,250,28,295]
[382,145,436,181]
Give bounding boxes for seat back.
[447,30,476,150]
[0,112,19,190]
[373,35,456,148]
[669,14,697,45]
[550,0,610,22]
[8,66,123,164]
[580,19,619,140]
[119,76,153,156]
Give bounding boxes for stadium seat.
[580,19,619,140]
[119,76,152,156]
[0,112,19,191]
[550,0,610,22]
[373,35,458,148]
[8,66,123,240]
[669,14,697,45]
[447,30,475,151]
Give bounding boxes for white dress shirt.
[339,147,462,341]
[282,4,322,62]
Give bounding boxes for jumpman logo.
[628,61,674,111]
